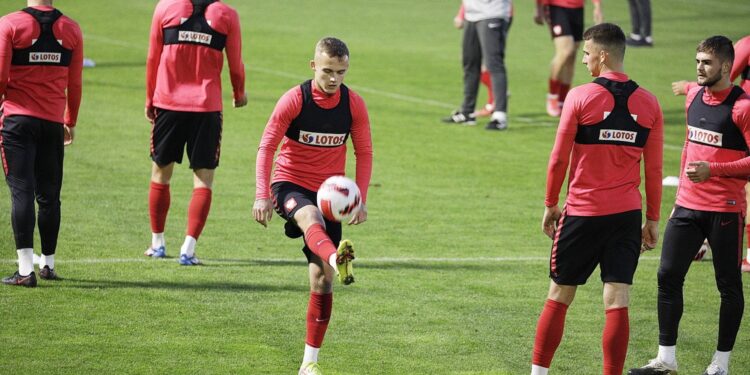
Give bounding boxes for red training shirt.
[145,0,245,112]
[537,0,599,9]
[545,71,664,220]
[0,5,83,126]
[255,82,373,203]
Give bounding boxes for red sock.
[306,292,333,348]
[480,70,494,106]
[186,187,212,239]
[603,307,629,375]
[303,223,338,261]
[149,182,170,233]
[532,299,569,368]
[548,79,561,96]
[559,83,571,103]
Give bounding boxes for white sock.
[547,93,559,100]
[630,33,643,40]
[658,345,677,365]
[491,111,507,122]
[17,248,34,276]
[40,254,55,269]
[152,233,165,249]
[531,364,549,375]
[745,249,750,262]
[645,36,653,43]
[711,350,730,371]
[180,236,196,257]
[328,253,338,271]
[302,344,319,364]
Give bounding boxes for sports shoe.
[336,239,355,285]
[144,245,166,258]
[485,118,508,131]
[179,254,203,266]
[703,362,728,375]
[2,271,37,287]
[694,240,710,261]
[626,37,653,47]
[741,259,750,272]
[628,358,678,375]
[39,265,60,280]
[299,362,323,375]
[441,110,476,126]
[546,95,561,117]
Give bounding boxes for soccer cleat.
[628,358,678,375]
[299,362,323,375]
[179,254,203,266]
[144,245,166,258]
[336,239,355,285]
[39,265,60,280]
[626,37,654,47]
[441,110,477,126]
[703,362,728,375]
[485,118,508,131]
[546,94,561,117]
[741,259,750,273]
[2,271,37,287]
[694,240,710,261]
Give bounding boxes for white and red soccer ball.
[317,176,362,223]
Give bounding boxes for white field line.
[0,256,662,264]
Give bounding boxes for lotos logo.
[598,129,637,143]
[29,52,61,63]
[687,125,722,146]
[178,31,213,45]
[299,130,346,147]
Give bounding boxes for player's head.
[311,37,350,95]
[695,36,734,87]
[581,23,626,77]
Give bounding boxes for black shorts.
[547,5,584,41]
[1,114,64,190]
[271,181,342,262]
[150,108,222,169]
[550,209,642,285]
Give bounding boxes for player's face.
[581,40,603,77]
[695,52,725,87]
[311,51,349,95]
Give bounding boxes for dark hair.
[316,37,349,59]
[697,36,734,67]
[582,23,626,60]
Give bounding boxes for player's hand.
[145,106,156,123]
[233,92,248,108]
[348,203,367,225]
[685,161,710,183]
[63,125,75,146]
[641,219,659,253]
[453,16,464,29]
[533,5,546,25]
[592,5,603,24]
[671,80,689,96]
[253,198,273,227]
[542,205,562,239]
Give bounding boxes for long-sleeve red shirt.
[145,0,245,112]
[537,0,599,9]
[545,71,663,220]
[0,6,82,126]
[676,84,750,213]
[730,35,750,94]
[255,82,373,203]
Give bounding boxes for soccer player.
[626,0,653,47]
[0,0,83,287]
[534,0,603,117]
[531,23,663,375]
[144,0,247,265]
[630,36,750,375]
[442,0,513,130]
[252,37,372,375]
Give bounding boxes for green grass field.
[1,0,749,374]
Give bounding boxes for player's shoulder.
[345,85,366,104]
[632,85,660,106]
[734,90,750,110]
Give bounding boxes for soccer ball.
[317,176,362,223]
[694,240,711,261]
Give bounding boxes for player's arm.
[63,24,83,145]
[543,91,578,238]
[453,3,465,29]
[225,9,246,108]
[348,91,373,225]
[253,88,302,227]
[591,0,603,25]
[0,19,13,105]
[690,98,750,181]
[730,37,750,83]
[533,0,548,25]
[641,100,664,251]
[144,4,165,123]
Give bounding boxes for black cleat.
[628,358,678,375]
[442,110,477,126]
[39,266,60,280]
[626,37,653,47]
[2,271,37,287]
[485,118,508,131]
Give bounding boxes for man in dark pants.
[626,0,653,47]
[0,0,83,287]
[630,35,750,375]
[442,0,512,130]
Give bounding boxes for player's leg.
[300,247,336,374]
[177,168,214,265]
[743,183,750,272]
[639,0,653,45]
[626,0,642,42]
[442,21,480,125]
[531,281,576,375]
[34,120,65,280]
[1,116,38,287]
[602,283,630,375]
[295,206,340,271]
[477,17,510,130]
[703,211,744,374]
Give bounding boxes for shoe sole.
[337,240,355,285]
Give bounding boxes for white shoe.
[703,362,728,375]
[628,358,678,374]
